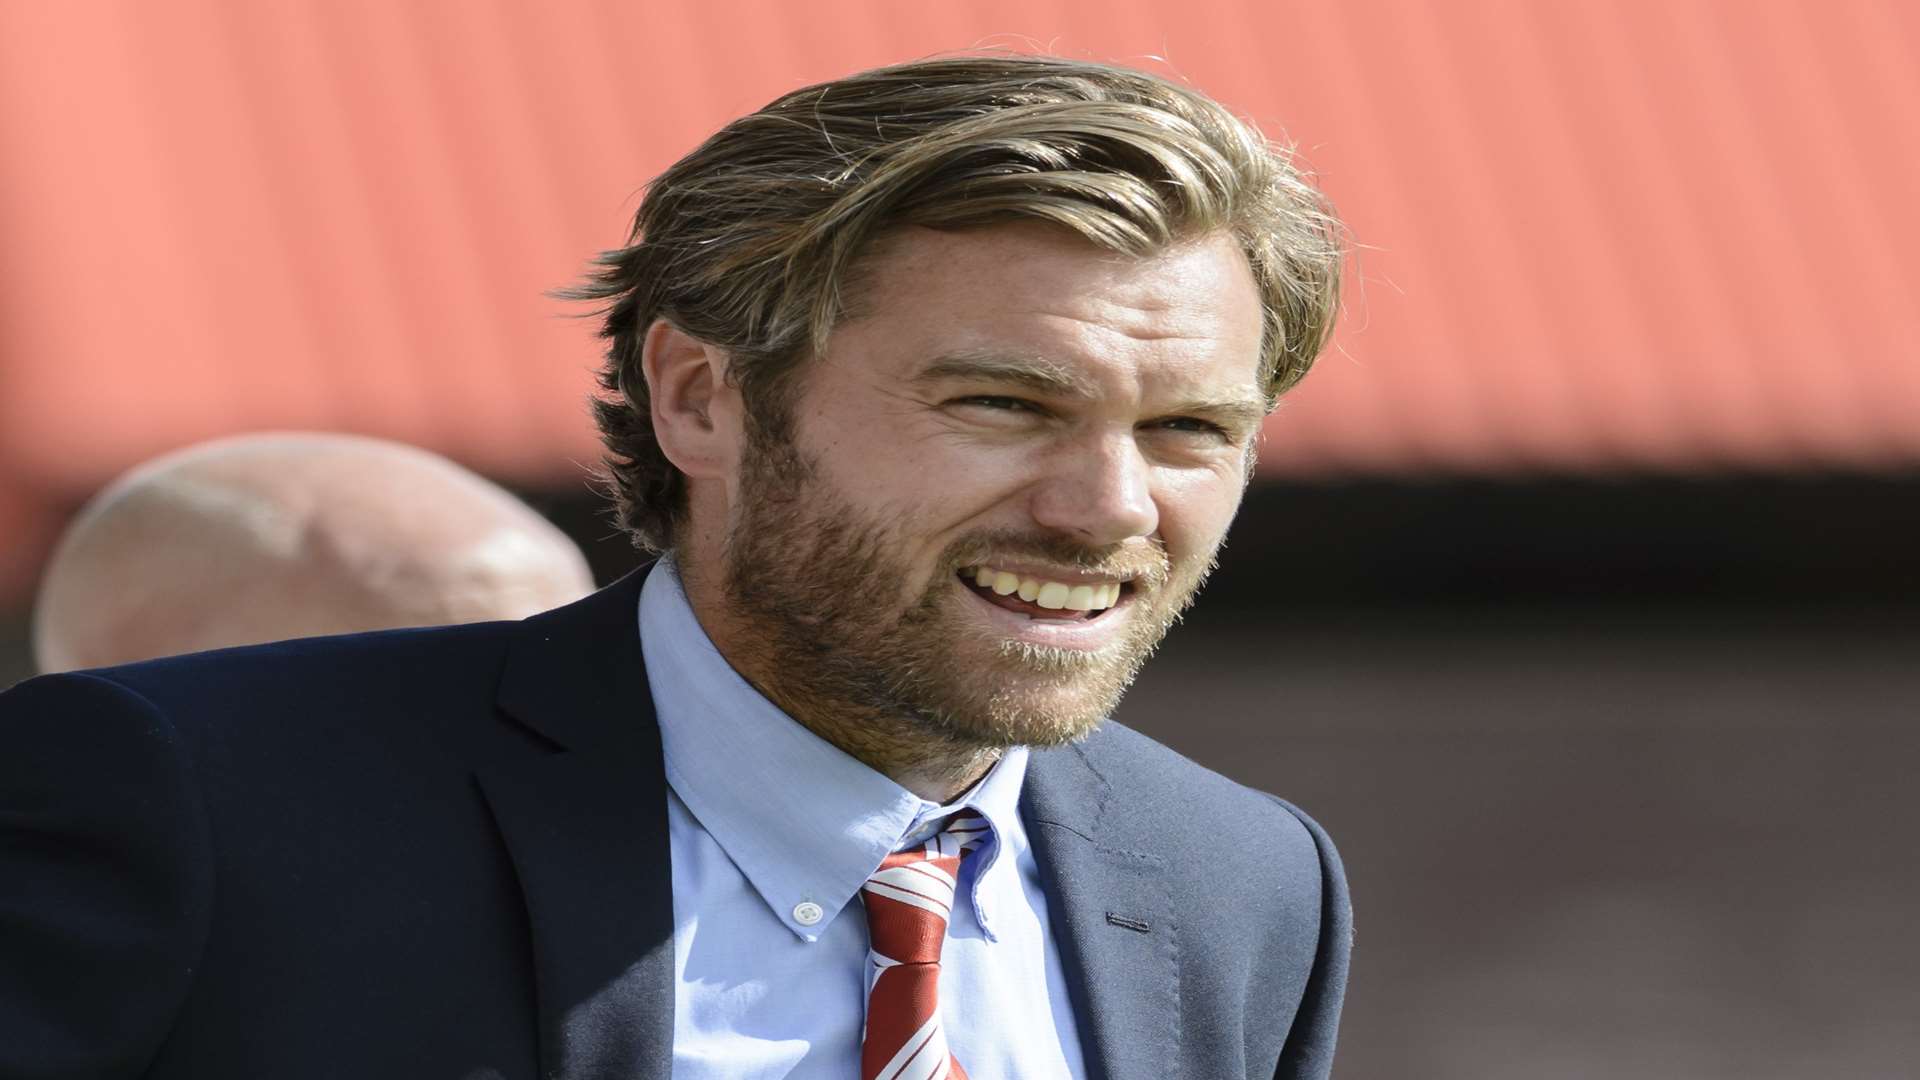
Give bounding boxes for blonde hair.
[569,54,1343,552]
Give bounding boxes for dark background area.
[1156,475,1919,1079]
[532,470,1920,608]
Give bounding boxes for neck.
[792,711,1002,804]
[676,555,1002,803]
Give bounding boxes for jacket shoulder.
[1067,722,1353,1078]
[69,619,524,727]
[1073,720,1335,868]
[0,672,216,1076]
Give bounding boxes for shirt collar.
[638,559,1028,942]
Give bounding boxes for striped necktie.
[859,813,990,1080]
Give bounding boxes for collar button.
[792,901,824,927]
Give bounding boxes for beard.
[711,433,1221,765]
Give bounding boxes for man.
[0,56,1350,1079]
[30,432,596,673]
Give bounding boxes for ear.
[641,318,742,482]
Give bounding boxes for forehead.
[832,223,1265,394]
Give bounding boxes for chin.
[916,673,1127,750]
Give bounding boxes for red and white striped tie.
[859,813,990,1080]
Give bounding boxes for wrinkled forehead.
[846,220,1251,303]
[829,223,1266,394]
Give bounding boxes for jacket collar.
[479,566,675,1080]
[1024,738,1181,1080]
[493,564,655,753]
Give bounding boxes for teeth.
[966,566,1125,612]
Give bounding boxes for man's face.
[717,222,1267,749]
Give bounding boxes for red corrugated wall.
[3,0,1917,600]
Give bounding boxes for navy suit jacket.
[0,568,1350,1079]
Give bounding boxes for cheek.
[812,410,1039,515]
[1151,465,1246,557]
[850,454,1036,542]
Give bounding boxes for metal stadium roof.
[2,0,1916,599]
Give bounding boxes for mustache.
[940,530,1171,589]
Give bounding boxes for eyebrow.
[911,349,1270,434]
[910,350,1100,399]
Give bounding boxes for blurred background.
[2,1,1915,1076]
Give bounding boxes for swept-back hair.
[567,54,1343,552]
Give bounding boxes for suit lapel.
[476,569,675,1080]
[1022,736,1180,1080]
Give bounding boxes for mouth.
[955,564,1134,624]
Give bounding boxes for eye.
[953,395,1038,413]
[1149,416,1233,440]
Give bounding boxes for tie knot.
[860,814,990,965]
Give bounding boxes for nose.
[1027,430,1160,545]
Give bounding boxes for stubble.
[706,435,1220,788]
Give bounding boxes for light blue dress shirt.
[638,561,1088,1079]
